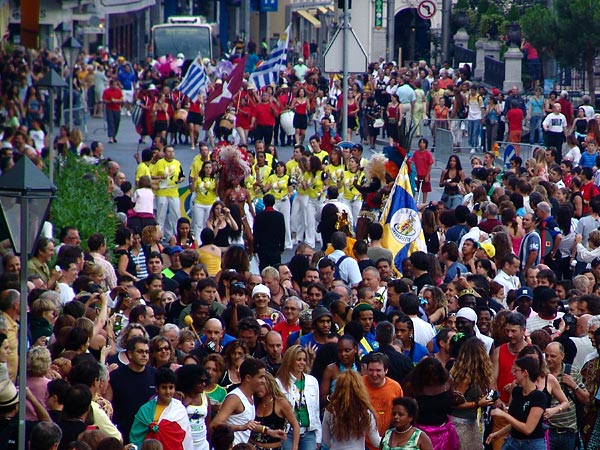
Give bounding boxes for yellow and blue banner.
[380,162,427,275]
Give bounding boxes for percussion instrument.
[175,109,188,126]
[280,110,295,136]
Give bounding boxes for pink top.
[26,375,50,420]
[132,188,155,214]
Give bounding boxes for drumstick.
[184,315,202,343]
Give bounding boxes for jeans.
[548,429,577,450]
[444,193,463,209]
[282,429,316,450]
[501,436,546,450]
[529,115,543,144]
[468,119,482,149]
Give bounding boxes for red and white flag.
[203,55,247,130]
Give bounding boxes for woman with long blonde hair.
[250,372,300,450]
[322,370,380,450]
[449,336,495,450]
[276,345,321,450]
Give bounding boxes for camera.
[554,313,577,330]
[486,390,500,402]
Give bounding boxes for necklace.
[393,425,413,434]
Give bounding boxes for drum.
[175,109,188,126]
[280,110,295,136]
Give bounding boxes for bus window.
[152,26,212,60]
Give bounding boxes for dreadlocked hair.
[327,370,375,441]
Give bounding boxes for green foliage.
[506,4,520,21]
[478,13,507,37]
[521,0,600,102]
[47,155,119,252]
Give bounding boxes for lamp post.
[37,69,68,183]
[0,156,56,450]
[54,22,70,51]
[61,36,82,130]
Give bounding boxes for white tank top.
[227,387,256,445]
[186,392,209,450]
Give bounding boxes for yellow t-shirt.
[135,162,151,184]
[244,174,257,200]
[306,170,326,199]
[325,163,345,185]
[314,150,329,163]
[342,170,364,201]
[266,174,290,201]
[152,158,183,198]
[189,154,211,181]
[194,177,218,205]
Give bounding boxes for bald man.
[261,331,283,375]
[571,314,595,369]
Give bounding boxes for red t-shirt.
[506,108,524,131]
[253,101,277,126]
[102,87,123,111]
[236,105,252,129]
[412,149,434,178]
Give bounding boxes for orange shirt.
[363,375,404,450]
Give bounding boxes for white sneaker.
[126,110,131,116]
[470,148,476,154]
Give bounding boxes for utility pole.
[342,0,349,136]
[387,0,395,62]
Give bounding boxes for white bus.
[151,16,217,61]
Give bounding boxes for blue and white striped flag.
[177,56,208,100]
[250,24,291,90]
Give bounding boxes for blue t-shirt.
[404,342,429,364]
[444,262,468,283]
[445,225,467,244]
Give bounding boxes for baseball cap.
[515,286,533,300]
[477,242,496,259]
[163,246,183,255]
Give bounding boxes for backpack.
[561,363,585,428]
[331,255,348,281]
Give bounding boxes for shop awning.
[296,9,322,28]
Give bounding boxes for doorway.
[394,8,431,64]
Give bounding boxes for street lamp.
[0,156,56,450]
[37,69,68,183]
[54,22,71,50]
[61,36,82,130]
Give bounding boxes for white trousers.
[156,196,181,240]
[274,197,292,249]
[192,203,212,240]
[306,197,323,248]
[295,194,309,244]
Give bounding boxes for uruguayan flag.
[250,24,291,89]
[177,56,208,100]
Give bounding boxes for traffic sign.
[417,0,436,19]
[323,26,368,73]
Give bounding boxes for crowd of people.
[2,37,600,450]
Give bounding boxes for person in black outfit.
[106,336,156,443]
[253,194,285,270]
[410,251,435,293]
[374,321,414,387]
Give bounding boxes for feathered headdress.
[214,144,251,184]
[364,153,388,184]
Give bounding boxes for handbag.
[373,118,384,128]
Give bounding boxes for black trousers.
[255,125,274,146]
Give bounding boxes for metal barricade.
[434,127,454,168]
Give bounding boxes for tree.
[48,155,119,252]
[521,0,600,104]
